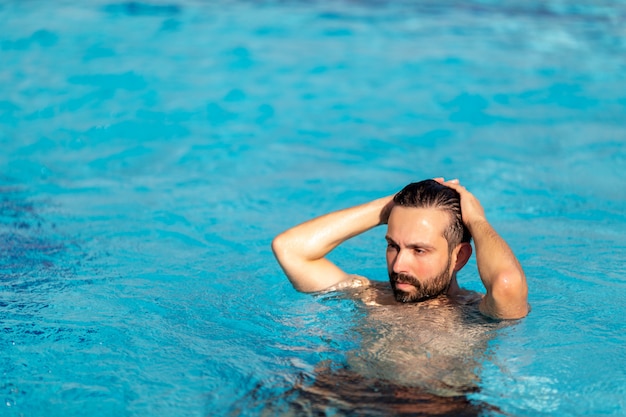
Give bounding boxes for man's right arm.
[441,179,529,319]
[271,195,394,293]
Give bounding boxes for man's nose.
[392,249,410,274]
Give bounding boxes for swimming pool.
[2,0,625,415]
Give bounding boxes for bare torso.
[326,278,506,397]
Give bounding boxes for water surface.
[1,0,626,416]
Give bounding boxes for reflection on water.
[258,363,497,417]
[241,283,513,416]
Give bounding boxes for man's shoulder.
[320,276,397,305]
[321,274,371,293]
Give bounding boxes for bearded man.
[272,178,528,319]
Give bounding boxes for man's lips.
[395,282,414,291]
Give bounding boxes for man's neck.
[446,276,462,297]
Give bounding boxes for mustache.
[390,272,422,289]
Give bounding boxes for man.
[272,178,528,320]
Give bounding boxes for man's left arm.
[442,179,529,319]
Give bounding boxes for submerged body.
[258,285,509,416]
[337,281,504,396]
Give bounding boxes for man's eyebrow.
[385,236,436,250]
[384,235,397,244]
[406,242,436,250]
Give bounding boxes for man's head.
[386,180,472,303]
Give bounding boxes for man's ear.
[453,242,472,272]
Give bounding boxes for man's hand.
[436,177,529,319]
[437,178,486,229]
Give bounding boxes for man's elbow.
[271,233,311,293]
[271,231,296,263]
[271,233,293,275]
[490,272,529,319]
[271,232,286,259]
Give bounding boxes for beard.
[389,257,452,303]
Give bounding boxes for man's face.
[385,206,454,303]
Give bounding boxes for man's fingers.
[443,178,462,188]
[442,180,469,196]
[433,177,460,185]
[434,177,465,191]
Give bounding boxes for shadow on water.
[0,182,95,314]
[0,186,66,285]
[243,363,503,417]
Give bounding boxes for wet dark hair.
[393,179,472,249]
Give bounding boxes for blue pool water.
[2,0,626,416]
